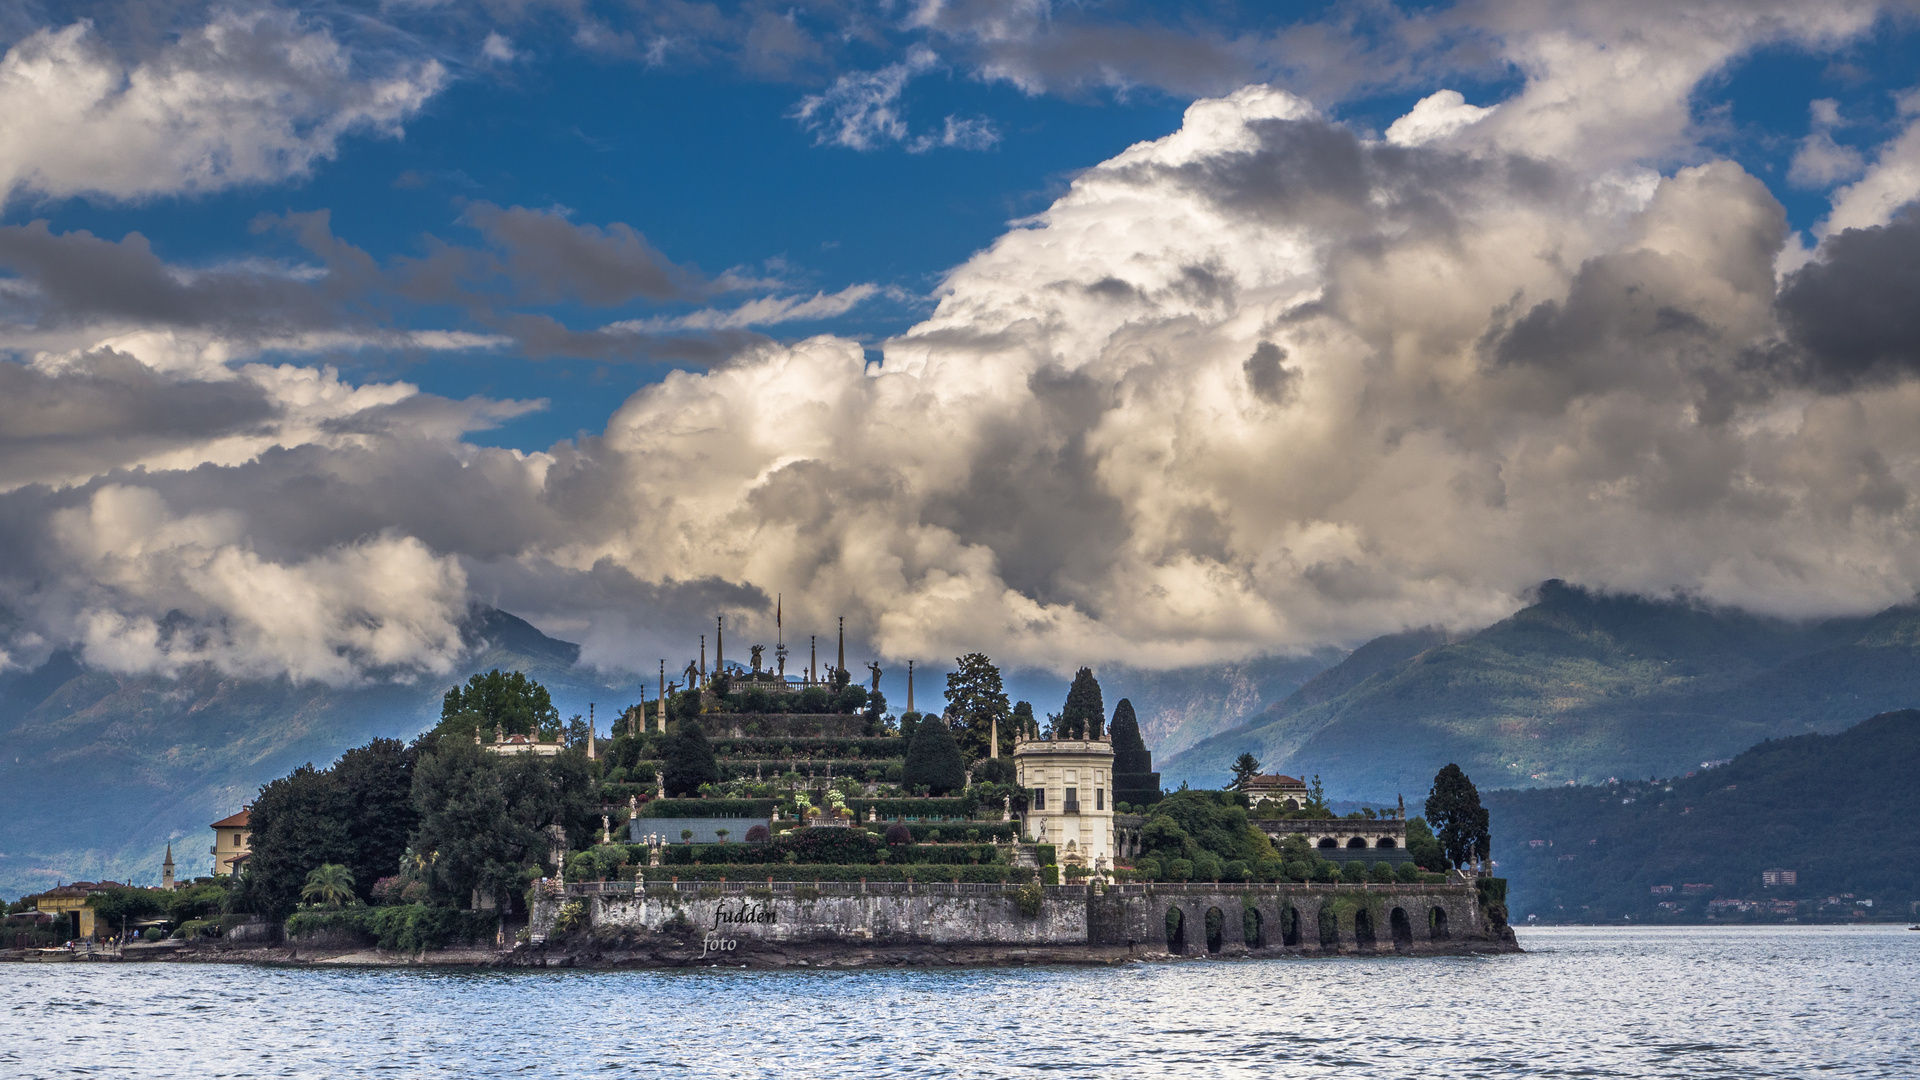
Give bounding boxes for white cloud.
[481,32,519,64]
[0,12,444,202]
[1385,90,1496,147]
[615,284,884,331]
[790,45,997,153]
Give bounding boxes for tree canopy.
[945,653,1011,761]
[1056,667,1105,739]
[235,738,419,919]
[661,718,719,797]
[1230,752,1262,790]
[1110,698,1162,807]
[903,712,966,795]
[1426,763,1490,870]
[434,669,561,742]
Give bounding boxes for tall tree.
[433,670,561,742]
[1057,667,1105,739]
[1110,699,1162,807]
[945,653,1011,762]
[1012,701,1036,741]
[330,738,417,899]
[903,713,966,795]
[1229,752,1262,790]
[240,764,349,919]
[1425,764,1491,871]
[661,718,719,797]
[410,741,529,908]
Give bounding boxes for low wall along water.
[532,881,1511,964]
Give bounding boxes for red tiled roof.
[211,809,251,828]
[1249,774,1305,785]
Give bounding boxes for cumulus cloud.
[14,2,1920,686]
[0,11,444,202]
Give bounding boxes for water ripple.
[0,926,1915,1078]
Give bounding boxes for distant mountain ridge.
[1158,581,1920,800]
[0,608,635,898]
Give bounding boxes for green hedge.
[284,905,497,951]
[866,822,1018,843]
[850,797,978,819]
[666,840,1007,867]
[637,798,779,818]
[711,737,906,758]
[644,864,1036,884]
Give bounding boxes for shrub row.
[710,737,907,758]
[868,822,1019,843]
[661,841,1008,867]
[641,864,1036,884]
[283,905,497,951]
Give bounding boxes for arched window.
[1346,836,1369,848]
[1204,907,1225,954]
[1317,837,1338,849]
[1429,906,1450,941]
[1375,837,1397,848]
[1166,907,1186,953]
[1283,799,1299,811]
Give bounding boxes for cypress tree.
[1058,667,1104,739]
[1424,763,1490,870]
[1110,698,1162,807]
[903,713,966,795]
[662,719,720,797]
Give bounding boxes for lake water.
[2,926,1914,1078]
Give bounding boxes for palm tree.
[300,863,356,908]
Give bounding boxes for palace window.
[1096,788,1105,811]
[1064,787,1080,813]
[1030,787,1046,811]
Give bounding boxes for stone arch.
[1429,906,1450,941]
[1354,907,1376,948]
[1346,836,1369,848]
[1204,907,1225,954]
[1390,907,1413,951]
[1283,799,1299,811]
[1375,837,1397,848]
[1317,837,1338,849]
[1166,906,1186,953]
[1317,902,1338,948]
[1243,904,1263,949]
[1281,905,1300,947]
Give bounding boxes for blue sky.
[10,3,1911,452]
[8,1,1920,687]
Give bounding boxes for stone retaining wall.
[535,881,1510,962]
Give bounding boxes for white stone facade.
[1013,735,1117,871]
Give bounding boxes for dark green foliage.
[1012,700,1035,740]
[241,763,350,919]
[284,904,497,951]
[884,823,911,845]
[408,740,596,910]
[1138,790,1276,868]
[744,825,770,842]
[1229,752,1261,790]
[329,738,417,902]
[667,689,702,722]
[661,719,720,797]
[1426,764,1490,869]
[1405,816,1448,871]
[1109,699,1161,807]
[946,653,1012,761]
[1489,710,1920,922]
[637,798,778,818]
[903,714,966,795]
[973,756,1015,786]
[795,686,833,713]
[771,827,881,864]
[898,711,921,744]
[434,670,560,742]
[1057,667,1105,739]
[643,864,1035,884]
[85,886,168,934]
[834,684,869,714]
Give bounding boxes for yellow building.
[1013,733,1117,873]
[35,883,102,939]
[210,809,252,876]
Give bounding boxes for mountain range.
[1158,581,1920,799]
[10,579,1920,899]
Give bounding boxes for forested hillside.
[0,609,634,897]
[1161,582,1920,798]
[1488,710,1920,922]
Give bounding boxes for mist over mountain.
[0,608,642,898]
[1160,582,1920,799]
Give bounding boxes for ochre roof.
[1249,774,1305,785]
[211,809,251,828]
